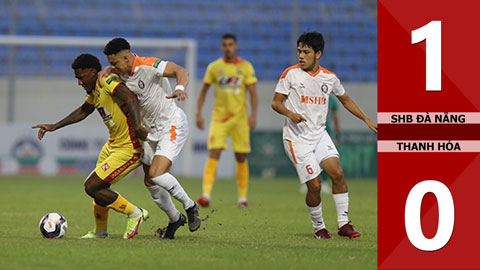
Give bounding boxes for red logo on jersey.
[301,96,327,105]
[102,163,110,172]
[219,76,241,88]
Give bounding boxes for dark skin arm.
[113,83,148,140]
[32,102,95,140]
[246,83,258,130]
[195,83,210,130]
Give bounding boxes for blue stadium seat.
[3,0,376,81]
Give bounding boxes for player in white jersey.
[272,32,377,239]
[101,37,201,239]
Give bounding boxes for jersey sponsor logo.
[106,76,117,85]
[153,59,161,68]
[321,83,328,93]
[102,163,110,171]
[300,82,306,88]
[301,95,327,105]
[218,76,242,88]
[138,80,145,89]
[97,107,112,121]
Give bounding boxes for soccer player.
[32,53,149,239]
[196,33,258,209]
[102,37,201,234]
[271,32,377,239]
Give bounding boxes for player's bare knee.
[234,153,247,163]
[209,149,222,160]
[92,189,115,206]
[149,166,165,178]
[84,173,109,198]
[306,178,322,193]
[84,182,97,198]
[144,176,156,187]
[330,168,344,182]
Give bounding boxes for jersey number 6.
[306,165,313,175]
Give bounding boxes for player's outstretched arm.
[32,103,95,140]
[163,62,189,101]
[195,83,210,130]
[246,83,258,130]
[113,83,148,140]
[271,93,306,123]
[337,93,377,134]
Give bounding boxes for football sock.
[202,157,218,196]
[236,160,249,200]
[147,185,181,223]
[307,202,326,230]
[151,173,194,210]
[107,194,137,216]
[93,201,109,233]
[333,192,349,227]
[128,207,141,218]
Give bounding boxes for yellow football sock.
[202,157,219,196]
[93,201,109,232]
[107,194,136,216]
[236,160,249,199]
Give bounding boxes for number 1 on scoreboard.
[411,21,442,91]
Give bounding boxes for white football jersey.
[121,55,177,134]
[274,64,345,144]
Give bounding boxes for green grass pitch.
[0,175,376,270]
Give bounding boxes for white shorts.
[141,107,188,165]
[283,132,339,184]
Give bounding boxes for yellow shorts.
[208,114,251,153]
[94,143,142,184]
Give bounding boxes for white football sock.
[333,192,349,227]
[151,173,195,210]
[307,202,326,230]
[147,185,181,223]
[202,193,211,200]
[128,207,141,218]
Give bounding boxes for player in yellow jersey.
[32,54,149,239]
[196,33,258,208]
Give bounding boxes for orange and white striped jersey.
[274,64,346,144]
[203,57,257,122]
[120,55,177,134]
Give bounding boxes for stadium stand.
[0,0,376,81]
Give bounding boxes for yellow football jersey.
[85,74,141,150]
[203,57,257,122]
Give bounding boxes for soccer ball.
[39,213,68,238]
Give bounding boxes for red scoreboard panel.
[378,0,480,269]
